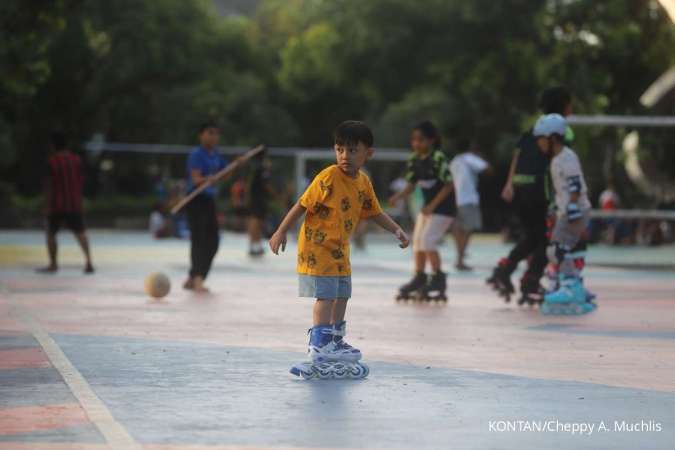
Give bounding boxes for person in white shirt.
[532,114,595,312]
[449,140,489,271]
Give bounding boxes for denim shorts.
[298,274,352,299]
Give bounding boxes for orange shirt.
[297,165,382,276]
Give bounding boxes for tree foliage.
[1,0,674,197]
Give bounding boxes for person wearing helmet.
[532,114,595,314]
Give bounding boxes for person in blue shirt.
[183,121,226,292]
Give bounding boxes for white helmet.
[533,113,566,137]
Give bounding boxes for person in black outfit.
[488,87,573,302]
[184,122,226,293]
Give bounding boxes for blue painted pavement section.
[54,334,675,450]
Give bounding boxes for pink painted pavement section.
[0,403,91,436]
[4,270,674,392]
[0,348,50,370]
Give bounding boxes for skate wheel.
[290,362,316,380]
[350,363,369,379]
[300,369,315,380]
[317,363,333,379]
[332,362,348,379]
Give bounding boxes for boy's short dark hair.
[198,121,219,134]
[539,86,572,114]
[50,131,68,150]
[333,120,374,148]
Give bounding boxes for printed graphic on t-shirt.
[297,165,382,276]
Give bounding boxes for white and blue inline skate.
[541,275,597,315]
[290,322,369,380]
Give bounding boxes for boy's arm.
[501,149,519,202]
[269,201,306,254]
[43,175,50,215]
[421,182,453,215]
[369,212,409,248]
[388,182,415,205]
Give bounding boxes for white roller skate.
[541,275,596,315]
[290,324,369,380]
[332,320,362,361]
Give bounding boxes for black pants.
[187,195,220,279]
[505,201,548,282]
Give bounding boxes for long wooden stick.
[171,144,265,214]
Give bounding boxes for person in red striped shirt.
[37,131,94,274]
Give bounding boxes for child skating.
[269,121,409,379]
[389,121,454,301]
[532,114,596,315]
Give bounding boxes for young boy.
[38,131,94,274]
[389,121,454,301]
[269,121,409,378]
[532,114,595,314]
[183,122,226,293]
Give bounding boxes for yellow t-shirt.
[297,165,382,276]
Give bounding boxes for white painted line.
[8,297,142,450]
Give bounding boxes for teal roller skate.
[541,275,596,315]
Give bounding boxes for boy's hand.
[388,193,400,206]
[501,183,514,203]
[269,231,287,255]
[395,228,410,249]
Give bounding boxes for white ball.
[144,272,171,299]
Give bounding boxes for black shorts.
[48,212,85,233]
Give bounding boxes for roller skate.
[488,260,515,303]
[485,259,505,289]
[420,271,447,302]
[541,275,596,315]
[517,274,544,306]
[396,272,427,301]
[545,266,597,304]
[290,324,369,380]
[580,277,597,303]
[331,320,362,361]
